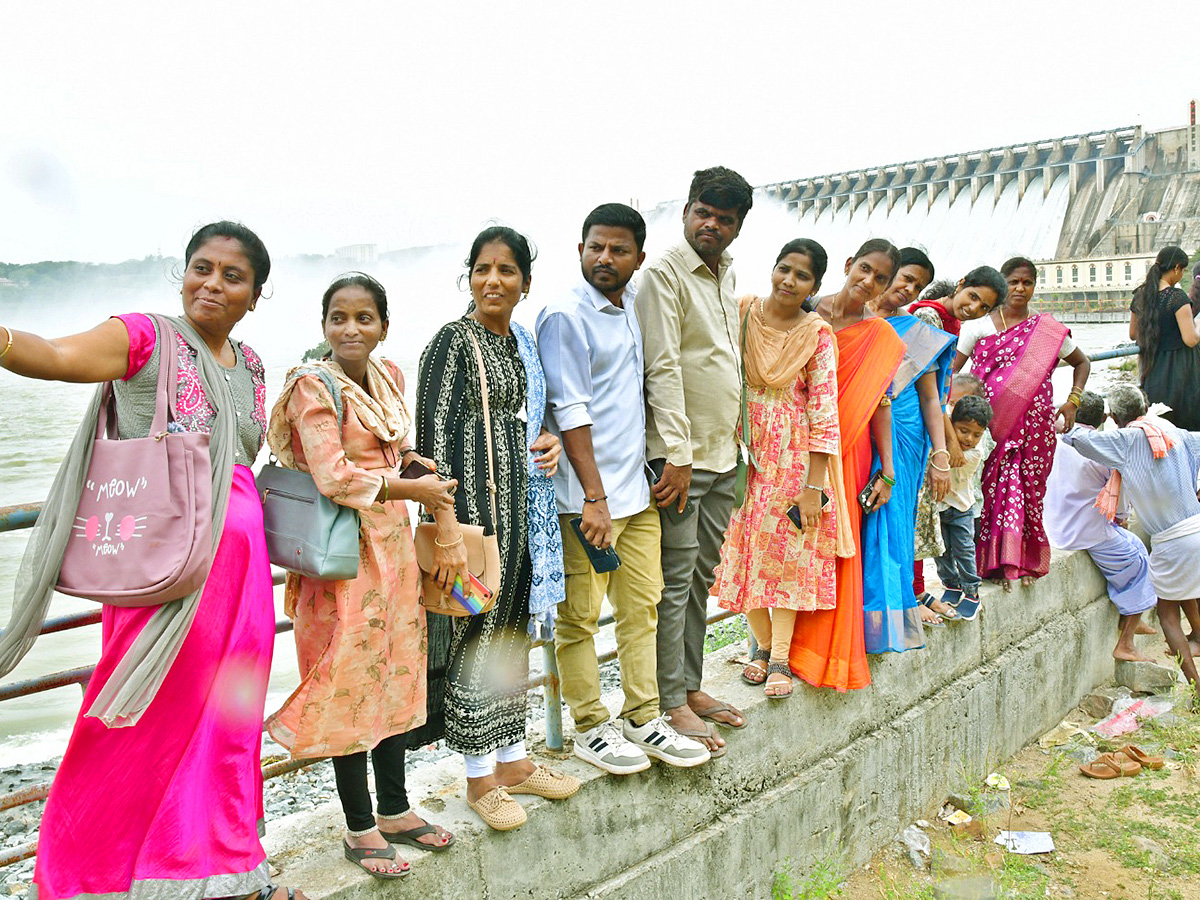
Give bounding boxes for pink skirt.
[32,466,275,900]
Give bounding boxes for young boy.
[934,394,993,621]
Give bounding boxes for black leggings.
[331,733,410,832]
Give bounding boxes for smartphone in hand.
[568,517,621,573]
[451,571,493,614]
[786,491,829,530]
[646,459,694,523]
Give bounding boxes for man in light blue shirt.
[537,203,709,775]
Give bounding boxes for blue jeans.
[934,507,980,599]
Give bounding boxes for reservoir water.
[0,202,1139,763]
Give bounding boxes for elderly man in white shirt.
[1044,391,1157,662]
[536,203,709,776]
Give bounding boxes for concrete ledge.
[263,546,1121,899]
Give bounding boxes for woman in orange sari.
[790,239,905,691]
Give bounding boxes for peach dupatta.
[788,317,904,691]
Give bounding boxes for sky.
[1,0,1196,264]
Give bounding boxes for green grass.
[771,858,844,900]
[704,615,749,653]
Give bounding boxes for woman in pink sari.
[0,223,305,900]
[954,256,1091,589]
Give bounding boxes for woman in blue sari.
[861,248,955,651]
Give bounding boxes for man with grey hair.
[1044,390,1157,662]
[1062,386,1200,700]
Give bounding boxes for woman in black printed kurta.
[417,315,531,752]
[415,226,579,832]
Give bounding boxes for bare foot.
[377,810,453,848]
[1020,575,1037,588]
[1113,646,1153,663]
[1165,639,1200,660]
[345,829,408,876]
[664,704,724,752]
[1135,621,1157,636]
[1001,579,1014,593]
[920,606,943,625]
[687,689,745,728]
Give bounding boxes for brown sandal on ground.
[505,764,581,800]
[467,787,527,831]
[764,661,793,700]
[1119,744,1165,770]
[1079,751,1142,779]
[741,647,770,685]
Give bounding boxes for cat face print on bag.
[72,476,150,557]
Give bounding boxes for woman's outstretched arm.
[1,319,130,382]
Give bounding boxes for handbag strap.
[464,322,501,535]
[738,305,757,470]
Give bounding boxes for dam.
[650,107,1200,315]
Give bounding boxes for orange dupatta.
[789,317,905,691]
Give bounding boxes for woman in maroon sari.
[954,257,1091,589]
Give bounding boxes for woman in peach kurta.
[266,274,459,877]
[713,241,853,698]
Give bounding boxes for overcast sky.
[2,0,1195,264]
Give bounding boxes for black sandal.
[741,647,770,685]
[380,821,455,852]
[343,838,410,879]
[259,887,297,900]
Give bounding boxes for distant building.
[0,277,19,290]
[334,244,378,265]
[1034,253,1157,303]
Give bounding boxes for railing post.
[540,642,563,751]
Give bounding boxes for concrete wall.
[263,545,1119,900]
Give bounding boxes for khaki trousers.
[554,504,663,731]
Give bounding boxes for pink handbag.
[55,315,214,607]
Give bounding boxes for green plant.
[704,616,749,653]
[771,858,844,900]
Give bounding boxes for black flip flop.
[343,839,409,879]
[380,822,455,853]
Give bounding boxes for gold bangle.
[434,533,464,549]
[380,478,390,503]
[878,395,892,407]
[0,326,13,361]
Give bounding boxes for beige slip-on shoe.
[505,764,581,800]
[467,787,527,831]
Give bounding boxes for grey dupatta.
[0,315,236,727]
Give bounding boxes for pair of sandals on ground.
[918,588,981,626]
[1078,744,1165,779]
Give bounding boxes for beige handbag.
[414,324,502,615]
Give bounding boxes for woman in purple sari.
[954,257,1091,589]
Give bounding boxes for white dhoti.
[1149,513,1200,601]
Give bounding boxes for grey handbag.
[257,367,361,580]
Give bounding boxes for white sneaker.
[574,719,651,775]
[624,715,711,767]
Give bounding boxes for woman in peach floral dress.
[713,240,852,698]
[265,274,459,878]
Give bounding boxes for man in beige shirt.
[638,166,753,755]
